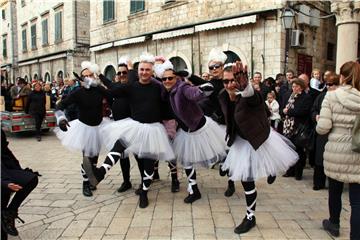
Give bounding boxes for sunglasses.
[209,64,222,71]
[223,79,236,85]
[161,76,175,82]
[117,71,128,76]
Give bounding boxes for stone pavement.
[5,132,351,240]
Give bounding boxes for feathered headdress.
[81,61,99,74]
[139,52,155,64]
[208,48,227,65]
[118,55,130,66]
[154,60,174,79]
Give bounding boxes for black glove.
[175,70,191,78]
[59,119,70,132]
[199,82,214,92]
[24,167,42,177]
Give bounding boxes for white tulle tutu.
[102,118,175,161]
[221,129,298,181]
[173,117,227,167]
[54,118,110,157]
[100,117,131,152]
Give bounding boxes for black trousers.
[1,169,38,211]
[286,145,306,177]
[328,178,360,240]
[313,165,326,188]
[31,113,45,135]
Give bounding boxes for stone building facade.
[1,0,91,84]
[89,0,338,81]
[1,0,18,84]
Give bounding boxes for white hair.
[208,48,227,65]
[139,52,155,64]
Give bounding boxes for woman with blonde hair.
[317,61,360,239]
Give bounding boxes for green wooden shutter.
[55,12,62,41]
[2,37,7,58]
[22,29,27,51]
[31,24,36,49]
[42,19,48,45]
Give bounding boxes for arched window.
[24,75,28,83]
[224,51,241,64]
[169,56,188,72]
[33,73,38,80]
[104,65,116,82]
[57,70,63,80]
[44,72,51,83]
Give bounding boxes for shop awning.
[89,42,113,52]
[195,15,257,32]
[114,36,146,47]
[152,27,194,40]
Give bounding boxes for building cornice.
[331,1,360,25]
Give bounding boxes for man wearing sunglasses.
[218,62,298,235]
[98,58,138,194]
[84,53,176,209]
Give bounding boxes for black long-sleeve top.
[25,90,46,115]
[188,75,225,124]
[102,79,170,123]
[99,74,131,121]
[56,87,106,126]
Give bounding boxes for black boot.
[139,190,149,208]
[1,209,24,236]
[267,175,276,184]
[219,166,229,177]
[153,170,160,181]
[82,181,93,197]
[322,219,339,237]
[224,180,235,197]
[135,183,142,195]
[171,179,180,193]
[117,181,132,193]
[184,184,201,204]
[234,216,256,234]
[36,134,41,142]
[83,158,105,187]
[283,167,295,177]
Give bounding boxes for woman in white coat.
[316,61,360,240]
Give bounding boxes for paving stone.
[101,235,125,240]
[303,229,333,239]
[172,210,192,227]
[62,219,91,237]
[193,218,215,235]
[51,200,77,207]
[130,211,153,227]
[125,227,149,239]
[24,199,53,207]
[75,209,99,220]
[215,227,240,240]
[37,229,64,240]
[106,218,132,235]
[19,206,52,215]
[48,216,75,229]
[114,203,137,218]
[149,219,171,236]
[90,211,115,227]
[172,226,194,240]
[212,212,235,228]
[18,223,49,240]
[260,228,287,239]
[81,227,106,240]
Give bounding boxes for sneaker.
[234,216,256,234]
[224,180,235,197]
[153,171,160,181]
[1,210,24,236]
[267,175,276,184]
[322,219,339,237]
[139,190,149,208]
[184,186,201,204]
[135,184,142,195]
[117,182,132,193]
[171,179,180,193]
[82,181,93,197]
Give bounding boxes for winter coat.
[168,80,206,131]
[311,91,328,166]
[265,99,281,120]
[316,85,360,183]
[219,85,270,150]
[25,90,46,116]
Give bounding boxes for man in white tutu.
[218,62,298,234]
[156,60,227,203]
[84,53,177,208]
[55,61,110,197]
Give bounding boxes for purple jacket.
[168,80,205,131]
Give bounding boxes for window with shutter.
[103,0,114,22]
[2,36,7,58]
[31,24,36,49]
[130,0,145,14]
[22,29,27,51]
[55,11,62,42]
[42,19,48,45]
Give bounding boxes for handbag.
[292,123,314,150]
[352,115,360,153]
